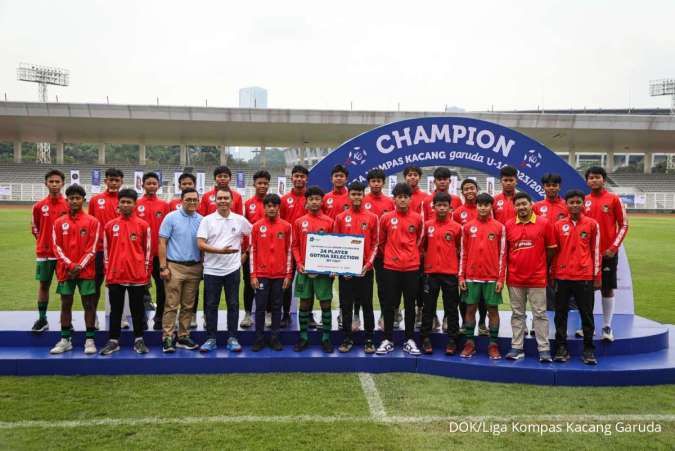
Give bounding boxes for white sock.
[602,297,615,328]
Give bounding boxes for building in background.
[235,87,268,160]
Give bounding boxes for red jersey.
[379,209,423,272]
[103,215,151,285]
[31,194,68,259]
[452,203,478,226]
[322,187,350,219]
[422,191,463,221]
[422,216,462,275]
[88,190,120,252]
[552,215,601,282]
[533,196,568,222]
[505,214,556,288]
[135,194,170,257]
[249,217,293,279]
[333,207,379,271]
[52,212,100,282]
[363,192,395,218]
[409,187,428,216]
[459,217,506,283]
[292,212,334,268]
[493,192,516,224]
[198,187,243,216]
[244,195,266,224]
[280,189,307,224]
[584,189,629,254]
[168,198,182,211]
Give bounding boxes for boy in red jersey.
[376,183,424,356]
[493,165,518,224]
[334,181,379,353]
[292,186,335,353]
[100,189,152,355]
[249,193,292,351]
[458,193,506,360]
[583,166,629,342]
[533,173,568,222]
[240,170,271,329]
[422,167,463,221]
[136,172,170,330]
[322,164,350,220]
[198,165,243,216]
[420,192,462,355]
[30,170,68,333]
[169,173,196,211]
[504,192,557,362]
[452,179,479,226]
[552,189,601,365]
[50,185,100,354]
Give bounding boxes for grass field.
[0,207,674,449]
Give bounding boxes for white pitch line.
[358,372,387,421]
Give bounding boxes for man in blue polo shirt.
[158,188,203,352]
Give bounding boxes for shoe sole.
[176,344,199,350]
[554,357,570,363]
[84,349,97,355]
[460,353,475,358]
[199,348,216,353]
[100,348,120,356]
[404,349,421,356]
[31,326,49,335]
[507,355,524,361]
[240,324,252,329]
[49,347,73,354]
[163,348,176,353]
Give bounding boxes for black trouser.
[94,251,105,299]
[149,257,166,322]
[340,270,375,340]
[555,279,595,350]
[242,253,255,313]
[415,260,425,309]
[371,256,386,316]
[382,269,418,341]
[459,296,487,326]
[254,278,283,338]
[421,274,460,341]
[204,270,240,340]
[281,264,295,317]
[108,284,145,340]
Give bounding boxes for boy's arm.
[77,219,99,270]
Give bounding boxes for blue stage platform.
[0,311,673,386]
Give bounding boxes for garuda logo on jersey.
[344,146,367,166]
[520,149,542,169]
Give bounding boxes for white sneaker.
[432,314,440,331]
[602,326,614,342]
[575,328,596,338]
[265,312,272,329]
[376,339,394,355]
[442,316,448,333]
[84,338,97,355]
[121,319,130,329]
[394,309,402,329]
[403,339,421,356]
[414,306,423,329]
[50,338,73,354]
[352,317,361,332]
[240,312,253,328]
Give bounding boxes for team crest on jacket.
[360,222,368,230]
[562,223,570,234]
[487,233,496,241]
[277,232,284,239]
[540,206,548,213]
[97,198,105,206]
[345,215,352,223]
[260,225,267,233]
[365,202,372,210]
[326,198,334,205]
[580,231,588,239]
[390,217,398,225]
[584,200,592,208]
[138,205,145,213]
[602,204,610,213]
[155,211,163,218]
[209,195,215,202]
[80,228,87,236]
[130,233,137,241]
[287,197,294,204]
[407,225,416,233]
[249,204,256,211]
[301,220,309,229]
[470,225,478,234]
[460,211,468,219]
[496,200,504,207]
[61,222,69,230]
[112,224,120,232]
[41,205,49,213]
[427,226,435,235]
[445,232,453,241]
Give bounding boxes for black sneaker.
[163,337,175,353]
[251,337,265,352]
[554,346,570,362]
[99,339,120,356]
[294,338,309,352]
[269,335,283,351]
[280,314,291,329]
[134,338,149,354]
[321,339,334,353]
[31,318,49,334]
[338,338,354,353]
[582,349,598,365]
[364,339,376,354]
[152,320,162,331]
[176,336,198,350]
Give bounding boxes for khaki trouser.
[508,286,549,352]
[162,262,202,338]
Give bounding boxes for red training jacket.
[135,194,170,257]
[422,191,463,222]
[88,190,120,252]
[249,216,293,279]
[322,187,350,219]
[379,209,423,272]
[552,215,601,282]
[198,187,243,216]
[31,194,68,259]
[280,189,307,225]
[168,198,182,211]
[409,187,428,217]
[458,217,506,284]
[333,207,379,271]
[422,216,462,275]
[584,189,629,255]
[452,203,478,226]
[292,212,334,268]
[52,211,100,282]
[505,214,556,288]
[103,215,152,285]
[493,192,516,224]
[533,196,568,222]
[363,192,395,218]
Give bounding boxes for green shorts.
[295,273,333,301]
[56,279,96,296]
[35,260,57,283]
[463,281,502,306]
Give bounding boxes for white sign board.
[304,233,365,276]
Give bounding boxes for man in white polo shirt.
[197,188,252,352]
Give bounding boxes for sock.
[38,301,48,320]
[299,310,309,341]
[85,327,96,339]
[61,326,72,340]
[321,309,332,342]
[463,322,475,340]
[602,297,615,328]
[489,327,499,344]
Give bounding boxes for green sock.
[321,309,332,342]
[38,302,48,320]
[299,311,309,341]
[86,328,96,339]
[489,327,499,344]
[463,322,475,340]
[61,326,72,340]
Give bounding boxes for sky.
[1,0,675,112]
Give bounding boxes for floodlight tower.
[649,78,675,114]
[16,63,70,163]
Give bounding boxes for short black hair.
[348,181,366,193]
[331,164,349,177]
[392,182,412,197]
[253,170,271,181]
[564,189,586,202]
[499,165,517,178]
[45,169,65,181]
[117,188,137,201]
[541,173,562,184]
[291,165,309,176]
[305,186,325,198]
[213,165,232,178]
[433,167,452,179]
[105,168,124,179]
[476,193,494,205]
[215,187,232,198]
[366,169,386,181]
[180,187,199,199]
[433,191,452,205]
[263,193,281,205]
[65,185,86,198]
[460,178,479,191]
[142,172,160,183]
[514,192,532,203]
[585,166,607,180]
[178,173,196,184]
[403,166,422,177]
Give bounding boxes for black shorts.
[601,255,618,290]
